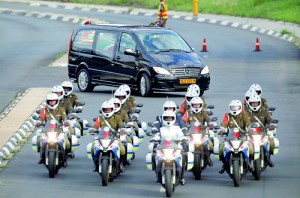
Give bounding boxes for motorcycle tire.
[48,151,56,178]
[165,169,174,197]
[261,148,268,172]
[101,159,109,186]
[193,153,202,180]
[232,159,241,187]
[253,158,261,180]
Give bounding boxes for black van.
[68,23,210,96]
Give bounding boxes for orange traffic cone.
[201,38,208,52]
[254,38,261,52]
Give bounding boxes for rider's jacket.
[93,115,123,132]
[182,109,211,125]
[39,106,66,123]
[64,94,80,108]
[245,108,272,126]
[152,125,184,142]
[221,112,251,135]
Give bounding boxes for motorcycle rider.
[37,93,71,164]
[52,85,73,115]
[179,85,207,116]
[245,93,275,167]
[150,100,187,135]
[152,110,186,185]
[118,84,136,115]
[91,100,126,172]
[182,96,213,166]
[218,100,254,174]
[249,84,269,111]
[61,81,81,108]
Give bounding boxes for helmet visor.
[230,105,241,111]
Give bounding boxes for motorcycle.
[222,128,251,187]
[187,121,217,180]
[87,127,121,186]
[34,120,67,178]
[156,140,183,197]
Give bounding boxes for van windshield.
[135,31,192,53]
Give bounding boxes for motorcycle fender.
[146,153,152,170]
[187,152,194,170]
[209,129,215,138]
[273,137,279,155]
[138,128,145,143]
[32,135,38,151]
[148,142,155,153]
[74,127,81,141]
[188,142,195,152]
[71,135,78,151]
[254,143,261,160]
[86,143,92,159]
[133,136,139,151]
[127,143,134,159]
[82,119,89,136]
[141,121,147,132]
[213,137,220,159]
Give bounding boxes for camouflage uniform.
[115,110,132,144]
[122,96,136,114]
[219,112,253,159]
[64,93,80,108]
[261,97,269,111]
[58,98,73,115]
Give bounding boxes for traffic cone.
[201,38,208,52]
[254,38,261,52]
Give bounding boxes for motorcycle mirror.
[211,117,218,122]
[269,107,276,111]
[207,105,215,109]
[148,122,154,127]
[214,125,220,130]
[134,108,141,113]
[136,103,143,108]
[78,101,85,106]
[207,111,213,116]
[36,109,41,114]
[32,115,39,120]
[93,117,96,122]
[99,110,102,114]
[64,122,70,127]
[271,119,279,124]
[86,123,92,128]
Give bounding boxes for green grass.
[69,0,300,24]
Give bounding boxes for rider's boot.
[268,155,275,167]
[119,155,126,173]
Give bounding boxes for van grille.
[170,68,200,77]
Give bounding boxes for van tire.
[77,68,95,92]
[139,73,152,97]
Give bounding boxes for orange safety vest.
[157,1,168,20]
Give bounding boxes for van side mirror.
[124,48,136,56]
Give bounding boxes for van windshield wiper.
[159,49,191,53]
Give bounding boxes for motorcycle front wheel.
[48,151,56,178]
[165,169,174,197]
[101,159,109,186]
[193,153,202,180]
[232,159,241,187]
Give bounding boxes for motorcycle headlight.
[47,132,57,143]
[162,148,175,161]
[191,134,202,145]
[230,140,241,150]
[100,139,111,149]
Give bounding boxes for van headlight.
[200,66,209,74]
[153,67,171,75]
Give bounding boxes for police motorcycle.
[186,119,218,180]
[248,120,279,180]
[87,127,123,186]
[219,128,252,187]
[32,119,67,178]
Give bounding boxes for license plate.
[179,79,196,84]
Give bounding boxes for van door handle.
[115,56,121,60]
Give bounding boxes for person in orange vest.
[151,0,168,27]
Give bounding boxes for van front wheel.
[139,74,152,97]
[77,69,95,92]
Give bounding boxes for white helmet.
[245,89,256,103]
[52,85,64,101]
[185,89,198,106]
[229,100,243,116]
[46,93,59,110]
[249,84,262,96]
[109,98,122,113]
[101,101,115,118]
[119,84,131,99]
[162,110,176,126]
[248,93,261,112]
[61,81,73,96]
[190,96,203,113]
[163,100,177,112]
[187,84,200,96]
[114,88,127,104]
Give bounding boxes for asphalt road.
[0,1,299,198]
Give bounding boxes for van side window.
[72,30,95,52]
[119,33,136,53]
[95,31,117,58]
